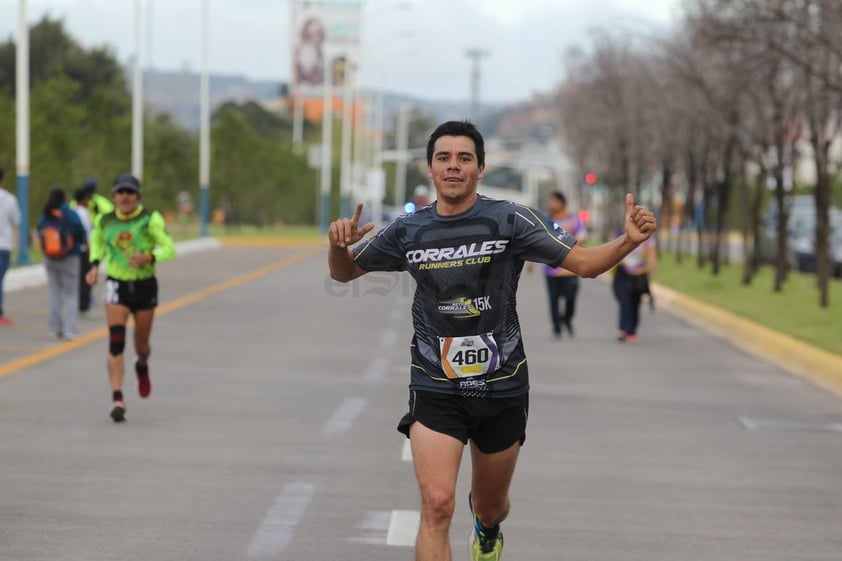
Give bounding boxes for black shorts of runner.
[397,390,529,453]
[104,276,158,311]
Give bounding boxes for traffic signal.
[584,173,597,185]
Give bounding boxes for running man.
[86,173,175,422]
[328,120,656,561]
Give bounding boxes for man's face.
[548,196,564,214]
[112,189,139,214]
[427,135,484,204]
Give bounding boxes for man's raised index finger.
[351,202,364,224]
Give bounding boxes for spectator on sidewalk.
[0,168,21,326]
[612,235,657,343]
[538,191,588,339]
[73,188,94,314]
[38,186,87,340]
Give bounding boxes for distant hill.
[130,68,284,131]
[129,67,507,134]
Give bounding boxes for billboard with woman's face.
[291,0,361,95]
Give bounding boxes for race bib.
[103,279,120,304]
[439,334,500,379]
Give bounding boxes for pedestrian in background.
[81,178,115,222]
[73,188,93,314]
[612,235,657,343]
[38,186,87,340]
[0,168,21,326]
[537,191,588,339]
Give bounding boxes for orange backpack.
[39,209,74,259]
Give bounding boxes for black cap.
[83,177,97,191]
[112,173,141,193]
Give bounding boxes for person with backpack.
[85,173,175,423]
[38,186,87,340]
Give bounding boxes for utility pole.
[465,48,489,123]
[199,0,210,237]
[16,0,30,264]
[132,0,144,179]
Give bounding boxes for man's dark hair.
[74,188,91,204]
[549,191,567,207]
[0,168,4,182]
[426,120,485,167]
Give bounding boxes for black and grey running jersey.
[353,195,577,397]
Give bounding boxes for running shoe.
[110,400,126,423]
[136,361,151,398]
[468,493,503,561]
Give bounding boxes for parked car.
[790,209,842,277]
[760,196,842,277]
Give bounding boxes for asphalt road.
[1,243,841,561]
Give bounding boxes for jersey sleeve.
[148,211,176,263]
[352,219,406,272]
[511,205,578,267]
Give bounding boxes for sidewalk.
[4,238,221,292]
[651,282,842,400]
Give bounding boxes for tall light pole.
[465,48,489,123]
[15,0,30,264]
[395,103,410,205]
[339,61,355,219]
[199,0,210,237]
[319,46,334,234]
[132,0,144,179]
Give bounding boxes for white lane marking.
[738,416,842,432]
[387,510,420,546]
[349,511,393,545]
[322,398,367,437]
[401,439,413,462]
[365,357,390,383]
[379,329,398,348]
[247,482,314,559]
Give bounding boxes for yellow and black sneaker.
[468,493,503,561]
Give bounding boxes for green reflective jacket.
[89,206,175,281]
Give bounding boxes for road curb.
[652,282,842,400]
[5,237,222,293]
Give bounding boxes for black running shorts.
[103,276,158,311]
[397,390,529,453]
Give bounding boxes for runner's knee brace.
[109,325,126,356]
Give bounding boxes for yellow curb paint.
[219,237,325,248]
[0,246,323,379]
[652,283,842,400]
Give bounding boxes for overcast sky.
[0,0,683,104]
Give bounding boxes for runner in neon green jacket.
[86,173,176,423]
[88,205,175,281]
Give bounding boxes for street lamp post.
[319,46,334,234]
[339,62,355,219]
[395,103,410,206]
[132,0,144,179]
[465,47,489,123]
[15,0,30,265]
[199,0,210,237]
